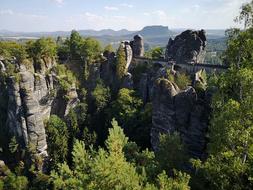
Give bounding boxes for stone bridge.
[133,57,228,74]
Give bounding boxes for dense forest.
[0,1,253,190]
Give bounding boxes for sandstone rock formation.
[131,35,144,57]
[151,78,209,159]
[5,60,79,159]
[0,60,6,72]
[101,51,116,87]
[120,41,133,72]
[165,29,207,64]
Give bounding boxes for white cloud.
[104,6,119,11]
[120,3,133,8]
[0,9,13,15]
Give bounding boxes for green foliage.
[224,27,253,68]
[145,47,164,59]
[51,119,190,190]
[175,73,191,89]
[104,44,114,53]
[91,80,111,112]
[0,165,28,190]
[26,37,57,59]
[2,173,28,190]
[68,30,83,59]
[123,141,158,181]
[156,133,188,172]
[8,136,19,154]
[80,37,102,63]
[235,0,253,29]
[192,6,253,189]
[75,102,88,126]
[64,30,102,63]
[165,69,191,90]
[116,44,127,80]
[157,170,190,190]
[0,41,27,63]
[53,64,76,91]
[110,88,143,125]
[109,88,152,148]
[45,115,69,169]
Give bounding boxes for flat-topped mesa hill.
[0,29,225,170]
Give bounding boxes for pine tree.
[116,44,127,80]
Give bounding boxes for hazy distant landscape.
[0,25,226,47]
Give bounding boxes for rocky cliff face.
[151,78,210,159]
[130,35,144,57]
[165,29,207,64]
[97,33,211,159]
[3,58,79,159]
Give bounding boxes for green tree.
[192,3,253,189]
[116,44,127,80]
[110,88,143,126]
[45,115,69,169]
[51,119,190,190]
[26,37,57,59]
[91,80,111,112]
[145,47,164,59]
[236,1,253,29]
[68,30,83,59]
[156,133,188,173]
[104,44,114,53]
[109,89,153,148]
[80,37,102,63]
[0,41,27,63]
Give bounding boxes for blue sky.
[0,0,250,32]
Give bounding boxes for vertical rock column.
[131,35,144,57]
[19,69,48,157]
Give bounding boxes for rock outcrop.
[121,41,133,72]
[165,29,207,64]
[5,59,79,160]
[151,78,209,159]
[131,35,144,57]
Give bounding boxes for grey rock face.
[151,78,209,159]
[121,72,134,89]
[139,73,149,103]
[165,29,207,64]
[6,77,27,146]
[131,35,144,57]
[121,41,133,72]
[0,60,6,72]
[6,61,79,160]
[101,52,116,87]
[151,78,179,151]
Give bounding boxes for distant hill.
[131,25,174,37]
[0,26,226,49]
[0,29,136,38]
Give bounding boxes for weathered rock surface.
[151,78,209,159]
[5,60,79,159]
[165,29,207,64]
[131,35,144,57]
[101,51,116,87]
[121,41,133,72]
[0,60,6,72]
[121,72,134,89]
